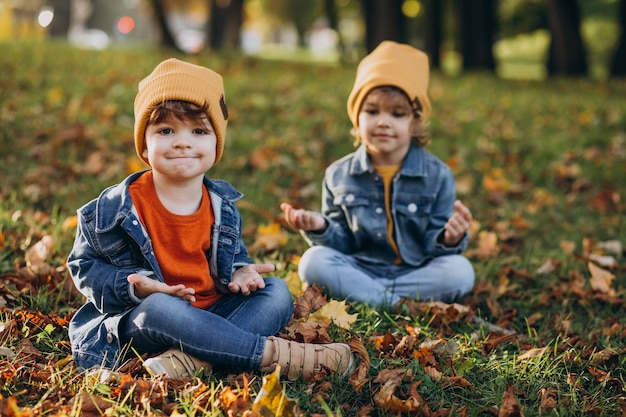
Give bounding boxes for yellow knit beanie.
[134,58,228,165]
[347,41,431,128]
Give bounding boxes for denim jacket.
[67,170,253,370]
[303,143,469,266]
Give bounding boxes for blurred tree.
[610,0,626,77]
[47,0,71,37]
[324,0,345,56]
[546,0,587,76]
[457,0,496,71]
[209,0,244,49]
[261,0,320,46]
[423,0,443,68]
[362,0,406,51]
[148,0,181,50]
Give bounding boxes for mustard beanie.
[347,41,431,128]
[134,58,228,165]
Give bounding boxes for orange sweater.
[129,172,221,309]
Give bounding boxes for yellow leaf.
[252,366,301,417]
[249,222,288,252]
[62,215,78,232]
[307,299,358,330]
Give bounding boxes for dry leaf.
[588,262,616,296]
[252,366,301,417]
[307,299,358,330]
[349,337,370,394]
[499,385,525,417]
[516,347,548,362]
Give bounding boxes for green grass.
[1,40,625,416]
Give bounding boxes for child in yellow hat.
[281,41,475,311]
[67,58,353,381]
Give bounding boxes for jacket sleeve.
[66,212,143,316]
[424,168,469,257]
[302,176,358,253]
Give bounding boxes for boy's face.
[143,115,217,181]
[357,89,413,166]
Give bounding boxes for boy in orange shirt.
[67,58,353,381]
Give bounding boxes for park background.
[0,0,625,416]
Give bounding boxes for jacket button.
[375,207,383,214]
[345,194,355,203]
[408,203,417,213]
[106,333,114,344]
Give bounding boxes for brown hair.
[350,86,430,147]
[147,100,212,128]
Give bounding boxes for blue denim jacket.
[67,171,253,369]
[303,143,469,266]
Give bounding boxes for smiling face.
[356,87,415,166]
[143,102,217,183]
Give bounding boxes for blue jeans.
[118,277,293,370]
[299,246,475,307]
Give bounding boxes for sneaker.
[143,349,212,378]
[261,336,355,381]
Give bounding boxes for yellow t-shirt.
[374,165,403,264]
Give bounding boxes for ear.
[142,147,149,160]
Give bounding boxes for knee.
[441,256,475,299]
[298,246,337,282]
[263,277,294,317]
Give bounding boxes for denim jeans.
[118,277,293,370]
[299,246,474,307]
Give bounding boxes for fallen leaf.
[349,337,370,394]
[588,262,616,296]
[499,385,525,417]
[252,366,301,417]
[307,299,358,330]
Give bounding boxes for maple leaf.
[306,299,358,330]
[252,366,301,417]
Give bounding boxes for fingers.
[454,200,473,222]
[253,263,275,274]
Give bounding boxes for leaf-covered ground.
[0,41,625,416]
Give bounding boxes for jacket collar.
[349,143,428,177]
[94,171,243,232]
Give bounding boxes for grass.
[0,40,625,416]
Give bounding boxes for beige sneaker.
[261,336,355,381]
[143,349,212,378]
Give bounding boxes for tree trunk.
[362,0,406,52]
[208,0,244,50]
[546,0,587,76]
[424,0,443,68]
[324,0,345,57]
[610,0,626,77]
[148,0,180,50]
[458,0,496,71]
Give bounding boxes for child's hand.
[442,200,473,247]
[127,273,197,303]
[229,264,274,296]
[280,203,327,232]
